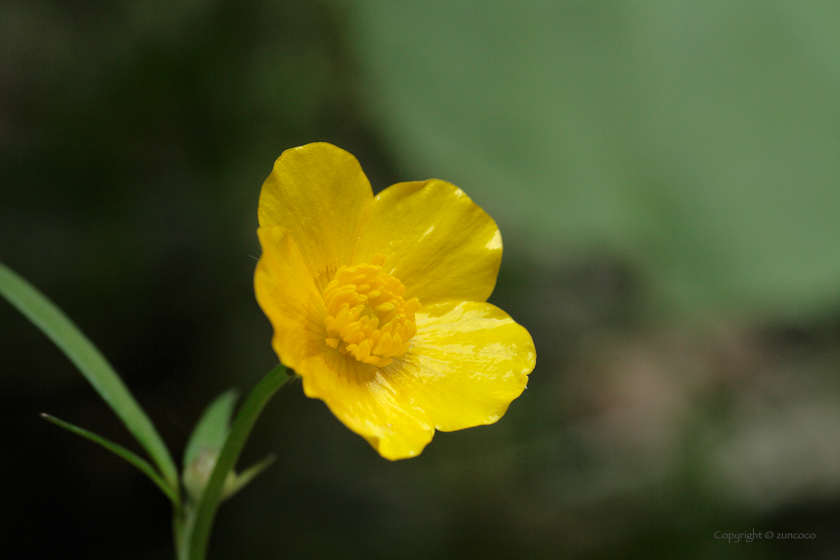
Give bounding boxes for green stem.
[178,364,291,560]
[175,504,196,560]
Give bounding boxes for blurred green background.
[2,1,840,558]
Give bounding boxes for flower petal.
[259,143,373,281]
[254,225,326,370]
[394,300,535,432]
[352,180,502,305]
[296,351,435,460]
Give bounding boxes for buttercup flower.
[254,143,535,460]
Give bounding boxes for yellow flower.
[254,143,536,460]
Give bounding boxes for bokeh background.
[3,1,840,558]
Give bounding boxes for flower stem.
[177,364,291,560]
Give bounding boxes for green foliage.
[183,390,239,471]
[347,1,840,320]
[1,259,289,559]
[182,389,277,505]
[41,413,178,504]
[183,365,290,560]
[0,260,180,498]
[221,454,277,501]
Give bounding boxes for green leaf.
[0,261,179,497]
[183,390,239,470]
[42,413,179,504]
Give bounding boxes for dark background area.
[2,1,840,558]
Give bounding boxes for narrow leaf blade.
[0,261,179,494]
[42,413,179,504]
[221,454,276,502]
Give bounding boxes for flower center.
[323,254,420,367]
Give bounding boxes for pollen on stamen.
[322,254,420,368]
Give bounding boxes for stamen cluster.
[323,254,421,367]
